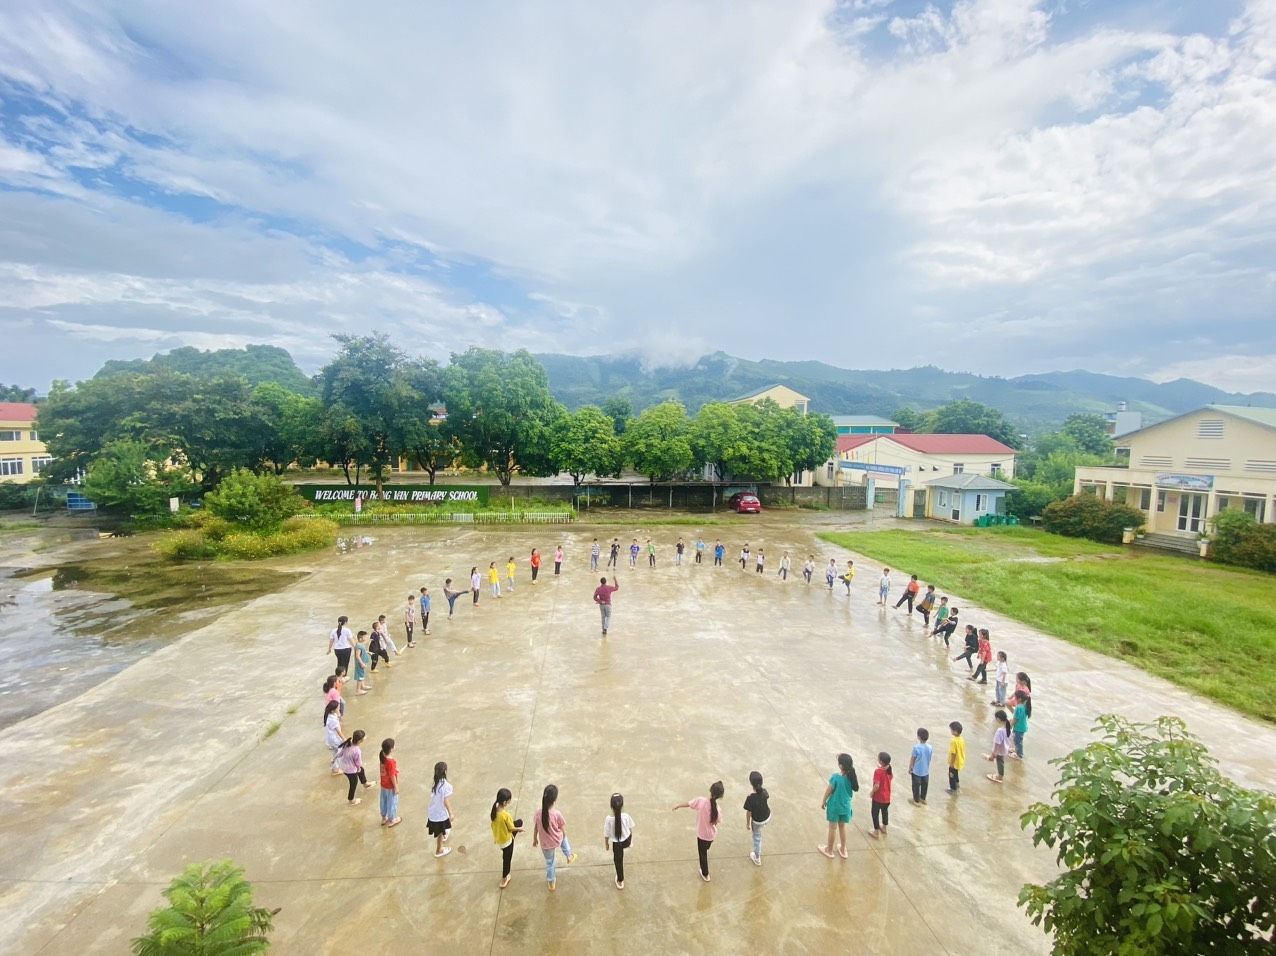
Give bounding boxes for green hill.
[95,345,314,393]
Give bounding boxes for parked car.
[730,493,762,514]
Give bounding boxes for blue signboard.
[839,461,907,476]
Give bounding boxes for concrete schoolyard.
[2,517,1273,955]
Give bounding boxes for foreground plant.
[132,859,278,956]
[1020,715,1276,954]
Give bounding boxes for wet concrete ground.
[2,517,1274,955]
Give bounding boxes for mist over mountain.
[534,351,1276,432]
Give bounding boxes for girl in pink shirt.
[531,784,576,890]
[673,780,724,881]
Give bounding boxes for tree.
[82,440,197,517]
[928,398,1022,448]
[550,406,622,486]
[688,403,747,483]
[316,333,413,497]
[778,409,837,485]
[624,401,693,485]
[395,358,453,484]
[1020,715,1276,954]
[0,383,37,402]
[727,400,790,482]
[201,469,305,531]
[248,383,323,475]
[132,859,276,956]
[315,407,370,486]
[1060,413,1113,457]
[440,348,564,485]
[601,396,633,436]
[891,408,927,432]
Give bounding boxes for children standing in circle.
[490,788,523,888]
[603,793,635,890]
[673,781,724,882]
[379,738,401,828]
[909,728,933,805]
[695,536,705,564]
[675,538,685,566]
[532,784,576,890]
[336,729,369,806]
[327,616,353,676]
[743,771,770,865]
[755,549,765,574]
[428,762,454,858]
[531,548,542,583]
[819,754,858,859]
[867,752,892,838]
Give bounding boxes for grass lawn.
[818,526,1276,724]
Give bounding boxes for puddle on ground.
[0,558,306,728]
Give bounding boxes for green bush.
[0,481,35,510]
[1211,509,1276,573]
[153,529,218,560]
[154,517,338,561]
[1006,480,1060,518]
[1042,494,1145,544]
[203,469,305,531]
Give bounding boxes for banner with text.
[296,484,490,505]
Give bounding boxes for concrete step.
[1133,532,1202,557]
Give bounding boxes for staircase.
[1132,533,1202,557]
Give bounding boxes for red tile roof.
[888,434,1017,455]
[0,402,37,423]
[835,434,878,454]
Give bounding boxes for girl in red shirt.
[867,752,892,838]
[530,548,542,584]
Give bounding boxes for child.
[379,738,401,827]
[877,568,891,605]
[323,700,343,771]
[554,545,564,576]
[743,771,770,865]
[647,538,656,568]
[695,536,705,564]
[908,728,933,805]
[404,595,416,648]
[953,624,978,668]
[917,586,937,628]
[491,788,523,888]
[442,578,463,619]
[506,556,516,592]
[819,754,858,858]
[930,597,950,637]
[1010,690,1030,759]
[990,651,1010,705]
[590,539,601,571]
[673,781,724,881]
[603,793,635,890]
[946,722,965,795]
[713,540,725,566]
[984,710,1011,783]
[971,629,993,683]
[419,587,432,636]
[740,544,751,570]
[1017,672,1034,718]
[323,673,345,718]
[675,538,685,566]
[428,761,454,858]
[825,558,838,590]
[336,729,370,806]
[470,566,482,606]
[629,539,640,569]
[755,549,765,574]
[532,784,576,890]
[531,548,542,583]
[937,608,960,647]
[608,538,620,569]
[804,555,815,585]
[488,561,501,598]
[894,574,920,613]
[352,632,371,695]
[867,752,892,838]
[841,560,856,595]
[377,615,400,656]
[779,552,791,581]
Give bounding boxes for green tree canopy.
[82,440,197,517]
[1020,715,1276,954]
[689,402,749,483]
[132,859,276,956]
[0,383,37,403]
[928,398,1022,448]
[1060,412,1114,457]
[601,396,633,436]
[551,405,623,485]
[440,348,564,485]
[624,401,693,483]
[202,468,305,531]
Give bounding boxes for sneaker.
[616,879,625,889]
[700,871,711,882]
[749,852,760,865]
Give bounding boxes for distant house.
[816,433,1017,488]
[0,403,51,484]
[1074,404,1276,539]
[725,384,810,415]
[921,472,1017,524]
[831,415,899,436]
[1104,402,1144,438]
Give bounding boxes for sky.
[1,0,1274,393]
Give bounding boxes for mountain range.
[533,351,1276,432]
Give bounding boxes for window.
[990,463,1002,475]
[0,458,23,476]
[1246,460,1276,474]
[1115,447,1131,461]
[1217,496,1230,511]
[1139,488,1152,510]
[1197,419,1225,439]
[28,430,38,441]
[1140,455,1172,468]
[975,493,988,511]
[953,463,965,474]
[1244,497,1266,522]
[826,462,835,480]
[31,456,52,475]
[1185,457,1230,470]
[1112,486,1129,504]
[0,430,21,442]
[1156,491,1166,512]
[939,491,949,508]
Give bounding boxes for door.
[1177,493,1207,533]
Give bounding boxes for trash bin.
[976,515,990,527]
[1008,515,1019,526]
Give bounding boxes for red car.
[730,493,762,514]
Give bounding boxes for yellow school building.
[0,403,50,484]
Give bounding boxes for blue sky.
[1,0,1274,393]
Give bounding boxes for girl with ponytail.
[531,784,576,890]
[490,788,523,888]
[335,729,369,806]
[603,793,635,890]
[427,762,454,858]
[673,780,724,882]
[819,753,859,859]
[378,739,400,828]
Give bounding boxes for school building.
[0,403,51,484]
[1073,405,1276,538]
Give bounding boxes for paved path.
[1,522,1272,954]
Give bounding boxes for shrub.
[153,530,217,560]
[132,859,275,956]
[1006,480,1060,518]
[0,481,35,510]
[203,469,305,531]
[1210,510,1276,573]
[1042,494,1145,544]
[153,517,337,562]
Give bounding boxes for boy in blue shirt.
[418,587,431,638]
[908,728,933,805]
[713,540,725,566]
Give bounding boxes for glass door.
[1177,493,1207,533]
